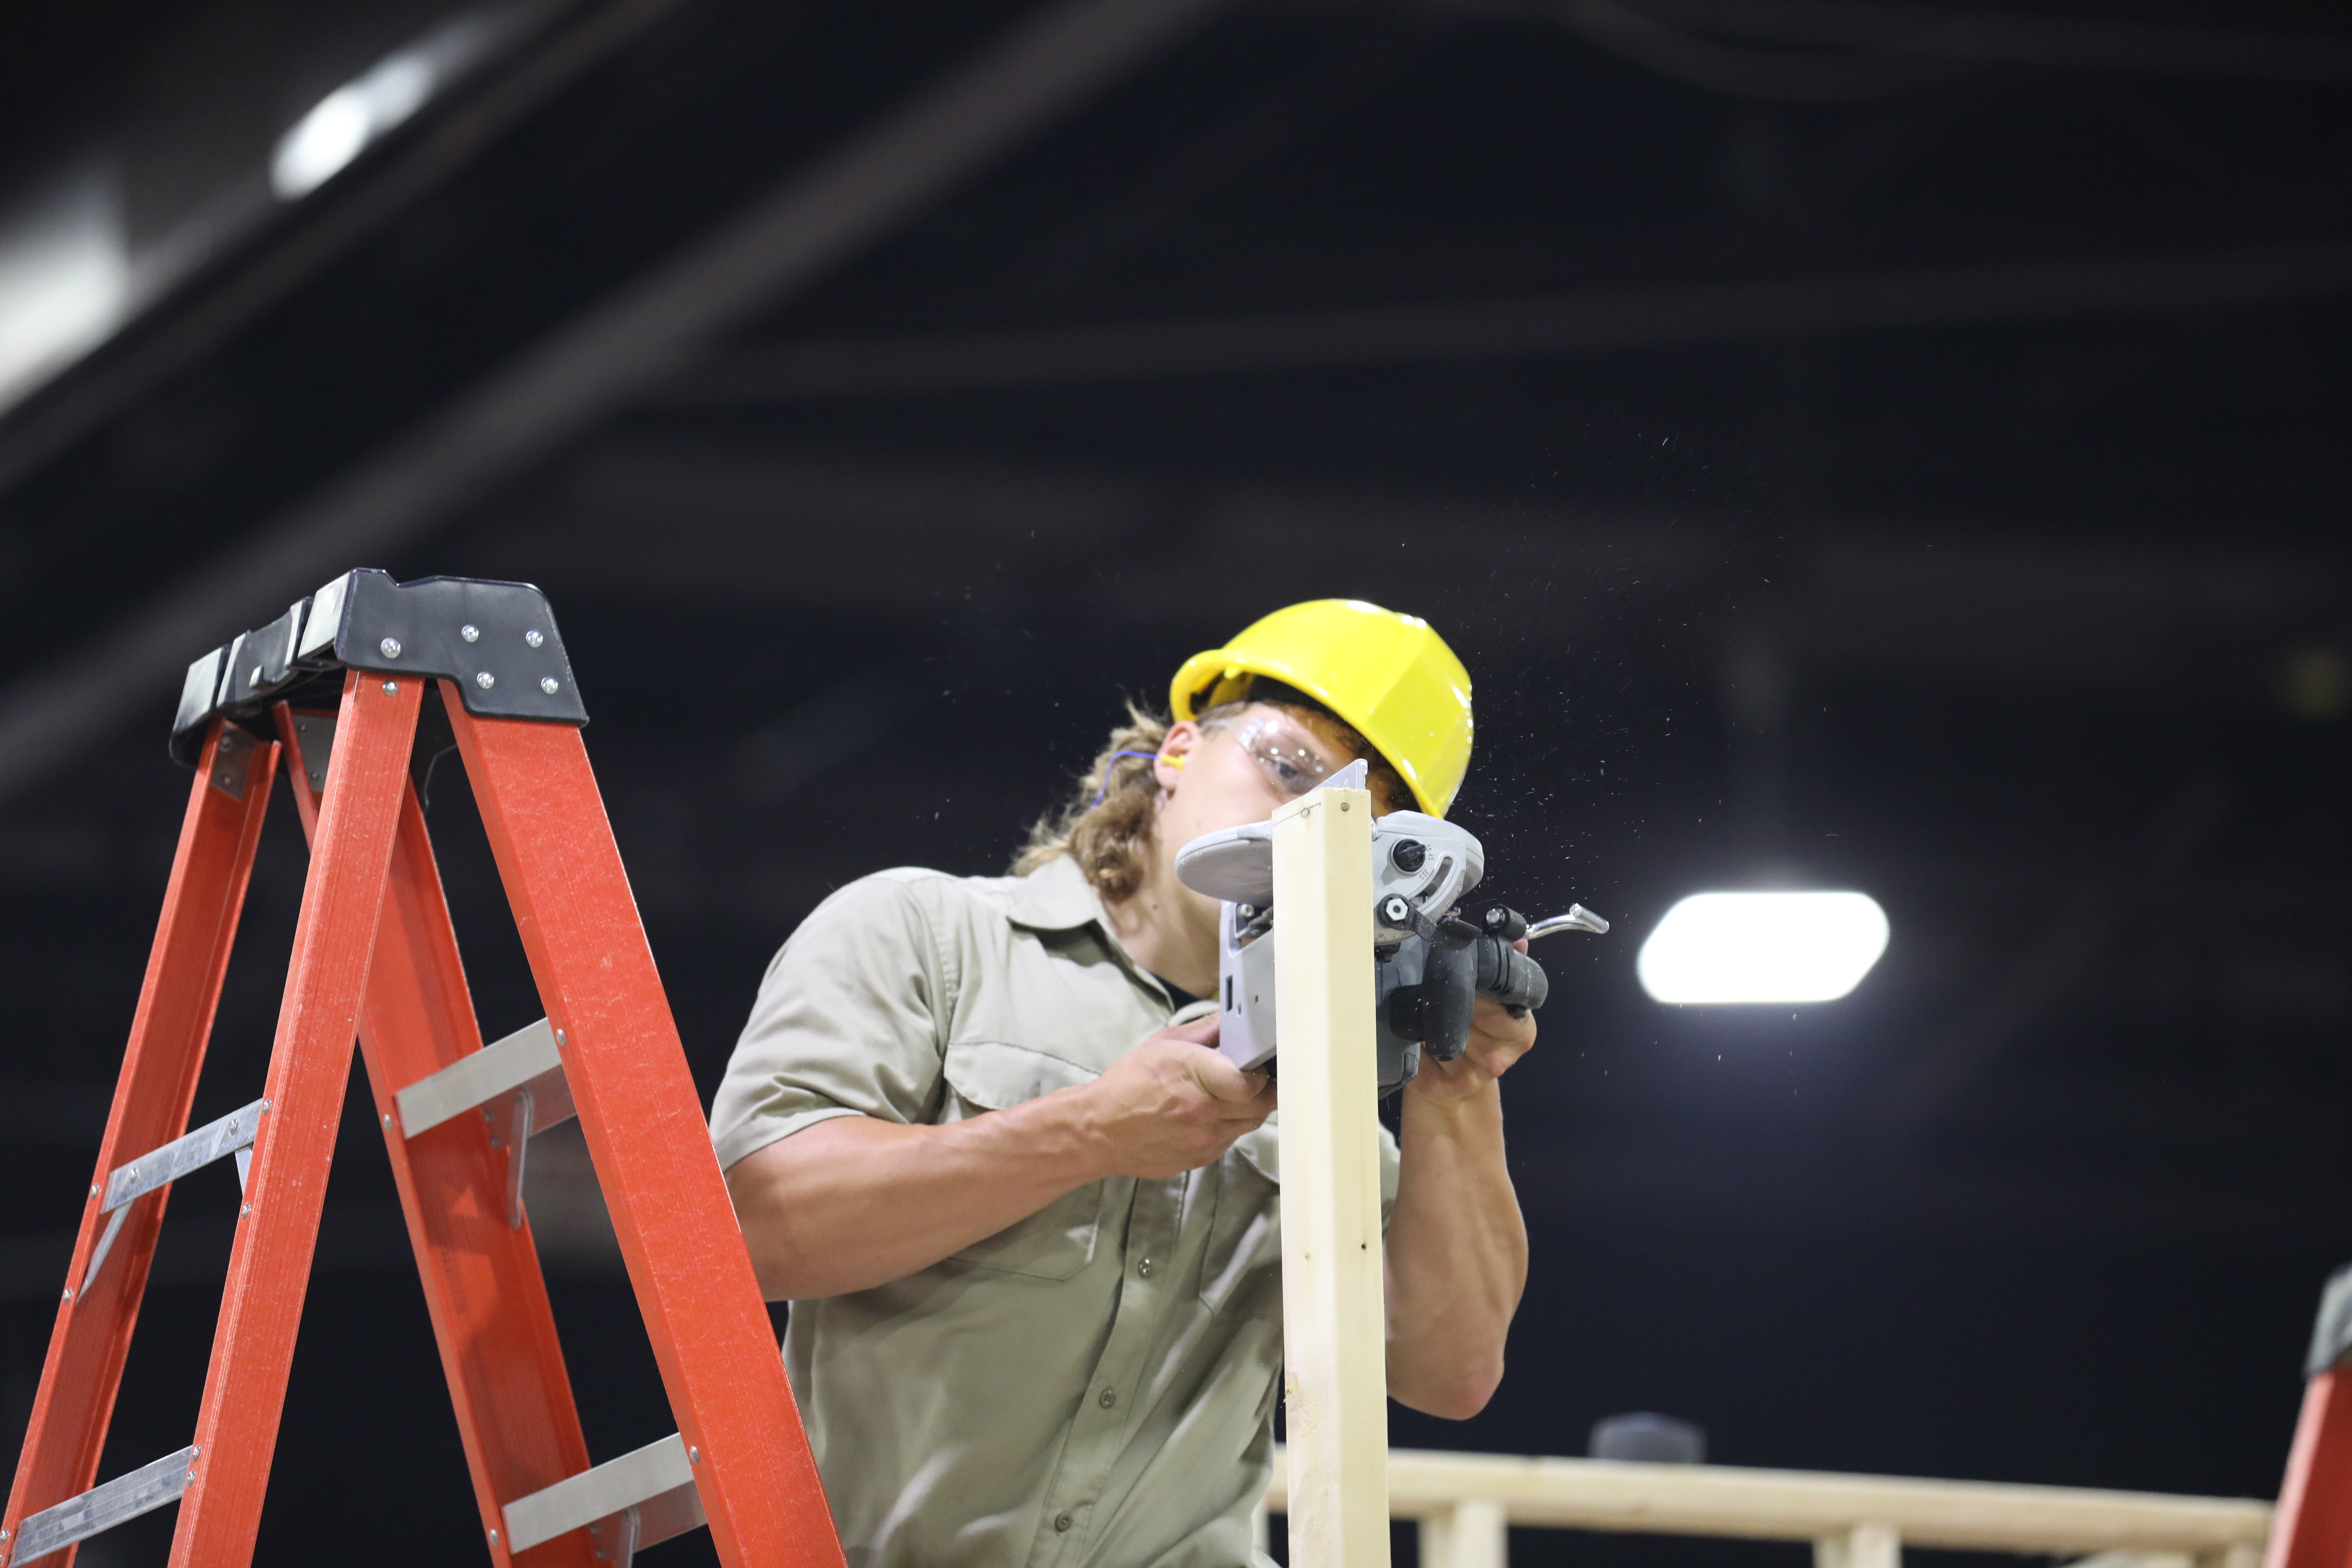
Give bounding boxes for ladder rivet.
[555,1030,566,1046]
[460,624,480,643]
[383,1113,393,1127]
[476,671,496,690]
[541,677,559,694]
[488,1530,499,1545]
[90,1183,98,1198]
[525,629,544,648]
[240,1203,250,1216]
[383,681,398,695]
[689,1447,701,1464]
[61,1286,72,1301]
[380,637,402,659]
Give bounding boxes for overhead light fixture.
[270,14,503,200]
[0,168,130,412]
[1637,890,1889,1005]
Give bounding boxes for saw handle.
[1474,934,1548,1017]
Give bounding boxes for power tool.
[1174,765,1608,1092]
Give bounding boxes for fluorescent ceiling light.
[272,54,437,199]
[1638,890,1889,1005]
[0,170,129,412]
[271,14,503,200]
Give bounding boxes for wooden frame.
[1262,1446,2272,1568]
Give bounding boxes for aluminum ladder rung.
[394,1017,575,1138]
[102,1100,267,1212]
[7,1446,198,1564]
[502,1434,704,1557]
[80,1099,268,1292]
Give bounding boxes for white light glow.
[272,52,438,199]
[0,169,129,413]
[1638,891,1889,1005]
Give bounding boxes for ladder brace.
[502,1434,705,1566]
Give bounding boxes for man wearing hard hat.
[713,601,1530,1567]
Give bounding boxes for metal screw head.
[525,629,544,648]
[540,676,558,694]
[383,680,398,695]
[460,624,479,642]
[475,671,495,690]
[380,636,402,658]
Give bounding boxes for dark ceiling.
[1,0,2348,1563]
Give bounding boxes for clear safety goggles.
[1202,709,1356,799]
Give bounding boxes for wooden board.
[1269,782,1388,1568]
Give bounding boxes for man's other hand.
[1406,939,1538,1106]
[1080,1017,1275,1179]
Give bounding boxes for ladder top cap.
[171,570,588,766]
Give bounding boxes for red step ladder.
[1,571,843,1568]
[2269,1266,2352,1568]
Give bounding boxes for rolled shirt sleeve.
[710,871,950,1172]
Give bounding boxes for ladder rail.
[273,701,598,1567]
[1,721,278,1561]
[169,672,421,1568]
[450,689,843,1568]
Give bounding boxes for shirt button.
[1137,1258,1154,1278]
[1099,1387,1117,1408]
[1054,1513,1073,1533]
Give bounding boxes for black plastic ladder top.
[169,570,589,767]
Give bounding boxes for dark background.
[1,0,2348,1562]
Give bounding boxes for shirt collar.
[1007,855,1189,1010]
[1004,852,1112,933]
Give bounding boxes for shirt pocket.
[939,1040,1106,1281]
[1198,1124,1282,1318]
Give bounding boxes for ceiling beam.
[660,239,2352,404]
[1454,0,2352,87]
[0,0,1240,808]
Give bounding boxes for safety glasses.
[1202,709,1355,799]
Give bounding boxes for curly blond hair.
[1014,693,1402,903]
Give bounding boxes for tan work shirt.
[711,854,1399,1568]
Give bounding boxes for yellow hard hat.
[1170,599,1473,817]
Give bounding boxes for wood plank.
[1268,782,1387,1568]
[1263,1448,2271,1557]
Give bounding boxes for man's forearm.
[723,1026,1276,1301]
[1381,1082,1527,1419]
[725,1098,1104,1300]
